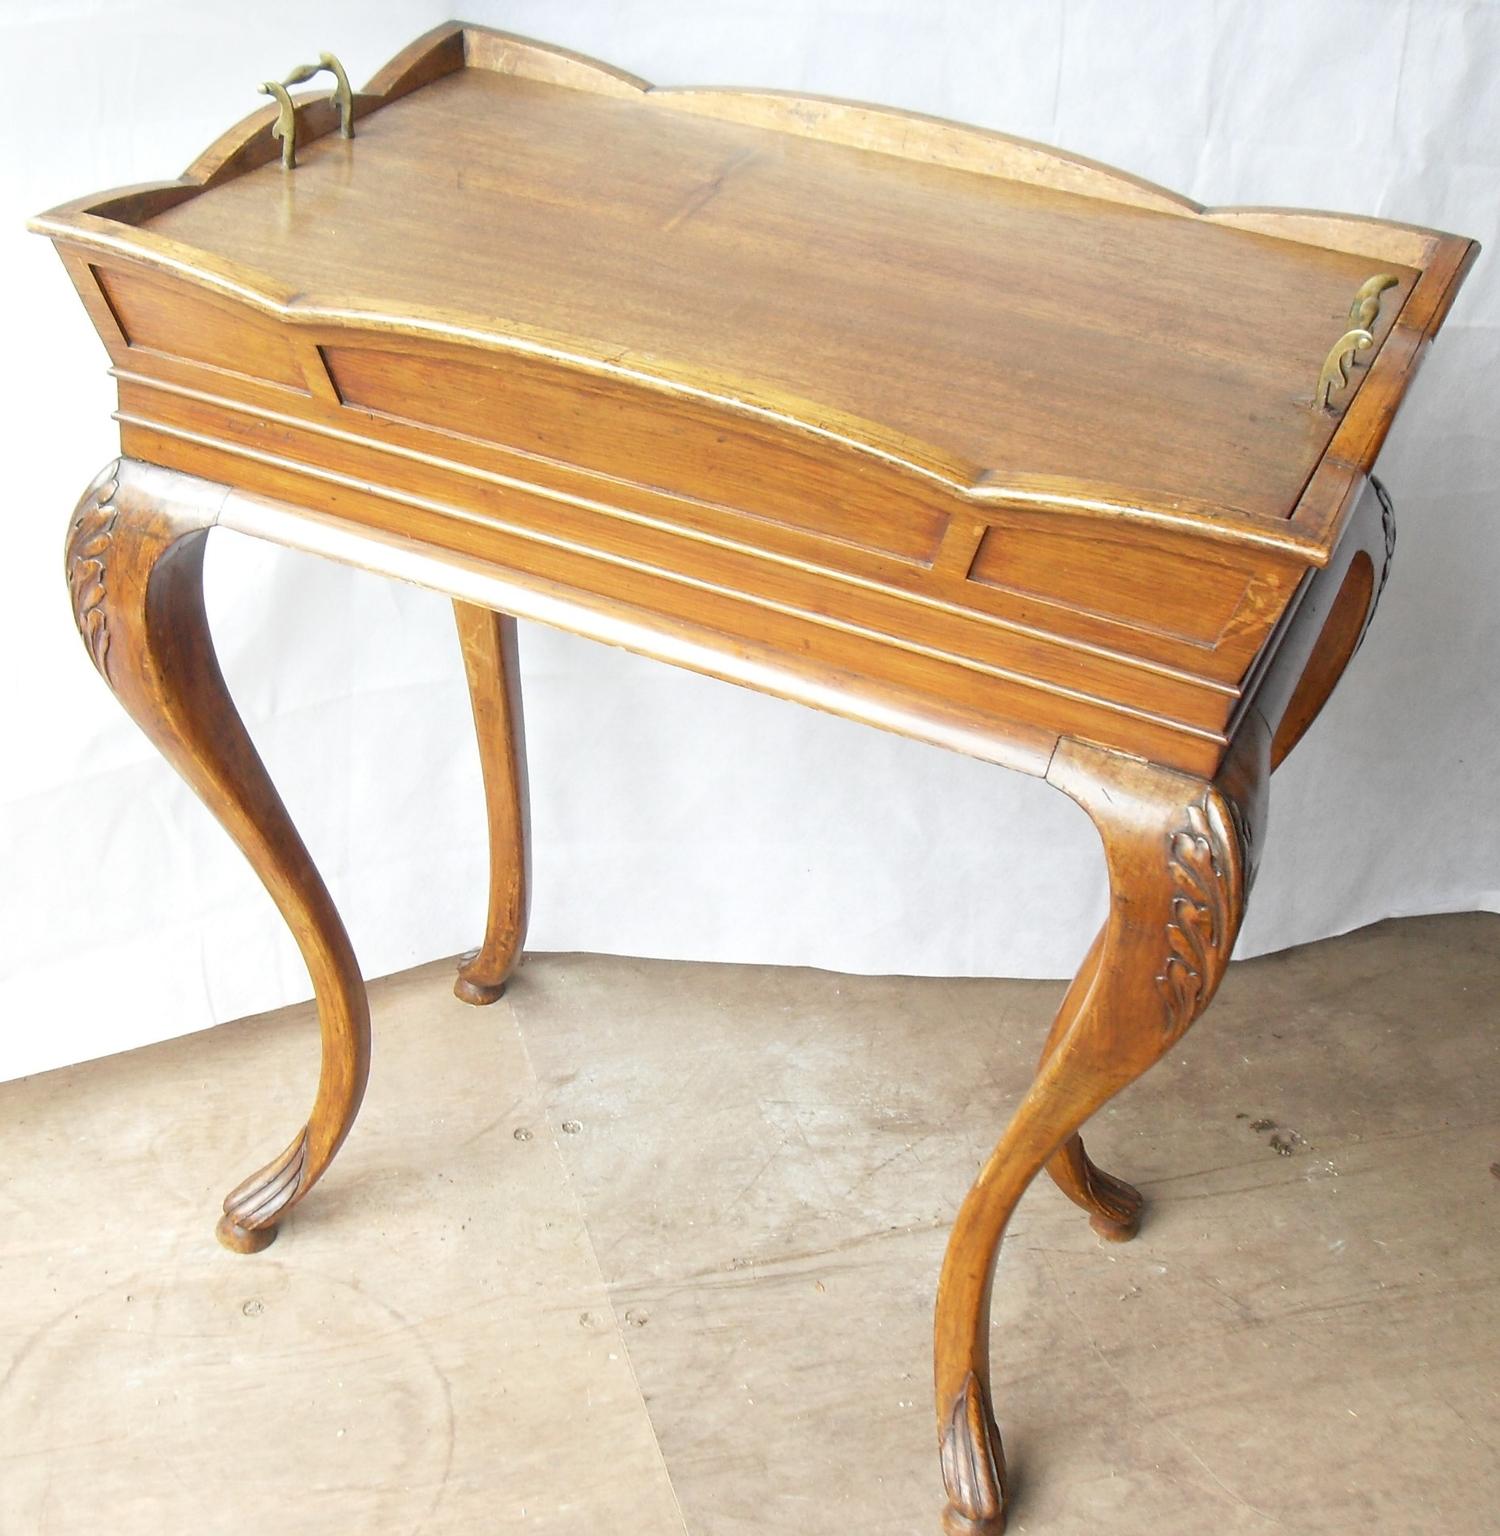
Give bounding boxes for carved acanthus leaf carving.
[1224,790,1260,898]
[1353,475,1399,662]
[65,473,120,681]
[1155,796,1237,1038]
[1373,474,1396,605]
[939,1371,1005,1533]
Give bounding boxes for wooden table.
[34,24,1476,1533]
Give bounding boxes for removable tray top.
[33,22,1476,562]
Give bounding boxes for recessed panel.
[969,522,1254,648]
[93,266,308,392]
[323,342,950,564]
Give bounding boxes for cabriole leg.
[65,459,371,1254]
[451,601,531,1005]
[933,719,1268,1535]
[1036,932,1145,1241]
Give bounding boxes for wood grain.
[72,67,1424,530]
[30,23,1474,558]
[452,602,531,1006]
[115,401,1248,778]
[63,460,370,1253]
[30,22,1474,786]
[32,21,1478,1534]
[934,713,1268,1535]
[94,264,309,392]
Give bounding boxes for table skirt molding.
[63,454,1395,1536]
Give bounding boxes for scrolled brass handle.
[1316,328,1374,410]
[1348,273,1399,330]
[1314,272,1404,411]
[258,51,354,171]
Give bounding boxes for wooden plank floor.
[2,914,1496,1534]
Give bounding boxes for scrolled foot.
[942,1510,1006,1536]
[216,1214,279,1254]
[451,946,509,1007]
[1090,1209,1141,1242]
[1043,1129,1145,1242]
[454,962,508,1006]
[1081,1159,1144,1242]
[216,1127,309,1252]
[942,1509,1005,1536]
[940,1373,1008,1536]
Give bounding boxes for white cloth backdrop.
[3,0,1496,1082]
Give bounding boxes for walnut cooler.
[33,24,1477,1534]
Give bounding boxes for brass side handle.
[1317,328,1374,410]
[1315,273,1401,411]
[259,51,354,171]
[259,81,298,170]
[1349,273,1399,330]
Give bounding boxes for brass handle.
[258,81,298,170]
[1315,273,1402,411]
[1316,328,1374,410]
[258,51,354,171]
[1349,273,1399,329]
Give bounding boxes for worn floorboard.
[2,914,1496,1533]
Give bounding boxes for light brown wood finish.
[452,601,530,1005]
[1035,933,1145,1242]
[128,68,1409,529]
[35,23,1472,551]
[63,460,371,1253]
[934,715,1267,1534]
[30,24,1473,783]
[1264,481,1394,771]
[933,476,1396,1535]
[37,23,1476,1535]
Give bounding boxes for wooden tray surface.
[35,24,1476,558]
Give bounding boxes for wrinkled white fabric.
[3,0,1496,1080]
